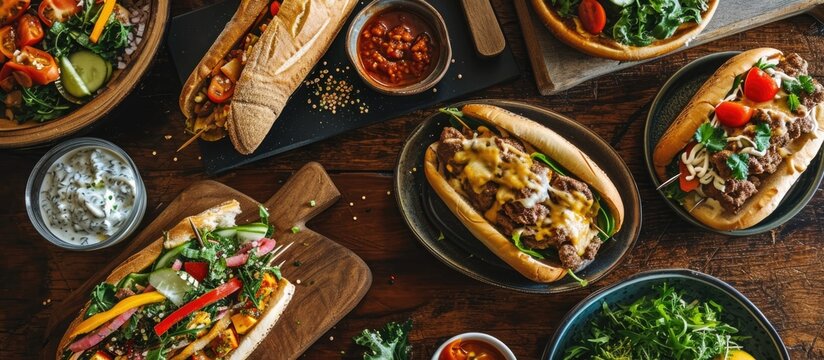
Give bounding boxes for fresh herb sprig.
[354,319,413,360]
[694,122,727,152]
[17,86,71,122]
[782,75,816,113]
[44,0,132,62]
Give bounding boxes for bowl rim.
[24,137,147,251]
[345,0,452,96]
[431,332,517,360]
[541,268,790,360]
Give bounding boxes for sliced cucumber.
[59,57,91,98]
[608,0,634,6]
[153,242,190,270]
[149,268,193,306]
[234,223,269,242]
[54,79,88,104]
[105,59,113,82]
[214,228,238,238]
[68,50,110,93]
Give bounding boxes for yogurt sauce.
[39,147,137,245]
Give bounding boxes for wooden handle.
[264,162,341,231]
[460,0,506,57]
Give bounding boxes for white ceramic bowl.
[431,332,516,360]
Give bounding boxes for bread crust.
[56,200,294,359]
[652,48,824,230]
[423,104,625,282]
[531,0,718,61]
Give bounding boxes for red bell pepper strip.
[153,278,242,336]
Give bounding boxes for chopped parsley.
[753,123,771,152]
[694,123,726,152]
[726,153,750,180]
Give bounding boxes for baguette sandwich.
[653,48,824,230]
[424,104,624,283]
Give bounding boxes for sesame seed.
[349,202,354,206]
[361,195,366,200]
[329,336,335,341]
[296,279,302,284]
[353,216,358,221]
[151,151,157,156]
[173,157,178,162]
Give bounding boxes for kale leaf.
[354,319,413,360]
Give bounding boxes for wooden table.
[2,1,823,359]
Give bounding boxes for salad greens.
[354,319,413,360]
[45,0,131,62]
[563,283,744,360]
[85,283,117,318]
[16,86,71,122]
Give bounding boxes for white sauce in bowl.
[38,147,137,246]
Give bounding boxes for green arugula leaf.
[512,231,545,259]
[754,123,771,152]
[799,75,816,94]
[531,152,567,176]
[788,93,801,113]
[755,57,776,70]
[726,153,750,180]
[566,269,588,287]
[549,0,582,17]
[694,123,726,152]
[726,74,744,98]
[85,283,117,318]
[354,319,413,360]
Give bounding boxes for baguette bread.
[57,200,295,359]
[531,0,718,61]
[424,104,624,282]
[652,48,824,230]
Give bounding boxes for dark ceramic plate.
[542,269,790,360]
[395,99,642,293]
[644,52,824,236]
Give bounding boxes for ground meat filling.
[436,127,599,269]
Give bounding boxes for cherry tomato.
[678,143,700,192]
[743,67,779,103]
[270,1,280,17]
[37,0,80,27]
[16,14,42,47]
[0,25,14,58]
[0,46,59,85]
[439,339,467,360]
[578,0,606,35]
[207,73,234,103]
[715,101,753,128]
[0,0,29,27]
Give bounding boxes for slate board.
[42,162,373,360]
[167,0,519,175]
[514,0,824,95]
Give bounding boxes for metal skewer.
[656,174,680,190]
[688,198,707,213]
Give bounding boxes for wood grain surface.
[518,0,824,94]
[1,1,824,359]
[40,163,372,359]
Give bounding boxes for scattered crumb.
[386,191,391,195]
[164,135,172,140]
[353,216,358,221]
[451,58,456,64]
[329,336,334,341]
[296,279,302,285]
[173,157,178,162]
[151,151,157,156]
[433,88,438,93]
[361,195,366,200]
[349,202,354,206]
[197,156,201,160]
[457,74,463,79]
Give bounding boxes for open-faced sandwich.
[424,104,624,283]
[531,0,718,61]
[653,48,824,230]
[178,0,357,154]
[57,200,296,360]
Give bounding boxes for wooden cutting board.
[40,162,372,360]
[515,0,824,95]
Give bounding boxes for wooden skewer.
[177,127,207,152]
[188,218,205,248]
[267,242,294,266]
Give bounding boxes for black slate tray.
[167,0,520,174]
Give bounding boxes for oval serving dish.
[395,99,642,293]
[643,51,824,236]
[543,268,789,360]
[0,0,170,149]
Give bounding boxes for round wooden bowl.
[0,0,170,149]
[530,0,718,61]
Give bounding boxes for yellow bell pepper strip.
[89,0,116,43]
[170,312,232,360]
[69,291,166,338]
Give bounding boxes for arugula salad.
[0,0,147,123]
[546,0,711,46]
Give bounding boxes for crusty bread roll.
[652,48,824,230]
[56,200,294,359]
[531,0,718,61]
[424,104,624,282]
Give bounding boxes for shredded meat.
[549,174,592,201]
[787,115,815,142]
[748,148,782,175]
[710,150,733,179]
[777,53,808,77]
[436,127,466,175]
[502,202,548,226]
[704,178,758,213]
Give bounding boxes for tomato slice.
[0,0,29,27]
[743,67,779,103]
[439,339,468,360]
[16,14,43,47]
[270,1,280,17]
[0,46,60,85]
[0,25,15,58]
[37,0,80,27]
[207,73,234,103]
[578,0,606,35]
[183,262,208,282]
[715,101,753,128]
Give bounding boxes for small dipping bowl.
[432,332,517,360]
[346,0,451,95]
[25,137,147,251]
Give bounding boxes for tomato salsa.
[439,338,507,360]
[357,8,438,87]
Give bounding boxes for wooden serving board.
[514,0,824,95]
[40,162,372,360]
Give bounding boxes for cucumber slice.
[149,268,193,306]
[214,228,237,238]
[68,50,110,93]
[54,79,88,104]
[59,57,91,98]
[608,0,634,6]
[104,60,113,82]
[234,223,269,242]
[153,242,190,270]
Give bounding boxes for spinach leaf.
[531,152,567,176]
[608,0,709,47]
[726,153,749,180]
[693,123,726,152]
[354,319,413,360]
[512,231,545,259]
[754,123,771,152]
